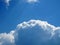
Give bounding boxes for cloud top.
[17,20,60,31]
[0,19,60,45]
[16,20,60,38]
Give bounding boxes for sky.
[0,0,60,45]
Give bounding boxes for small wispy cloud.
[4,0,11,6]
[24,0,39,3]
[0,19,60,45]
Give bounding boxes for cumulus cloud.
[0,31,15,45]
[0,20,60,45]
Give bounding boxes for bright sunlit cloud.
[0,20,60,45]
[24,0,39,3]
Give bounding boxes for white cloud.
[24,0,39,3]
[16,20,60,38]
[0,19,60,45]
[17,20,60,31]
[0,31,15,45]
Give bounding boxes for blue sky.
[0,0,60,45]
[0,0,60,33]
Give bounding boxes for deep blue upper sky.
[0,0,60,33]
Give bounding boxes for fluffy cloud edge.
[0,19,60,45]
[16,20,60,38]
[0,31,15,45]
[17,20,60,31]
